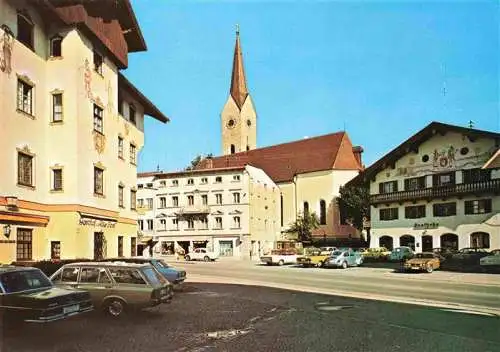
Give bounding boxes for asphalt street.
[2,282,500,352]
[168,259,500,313]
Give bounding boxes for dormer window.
[50,35,62,57]
[17,11,34,50]
[129,104,136,125]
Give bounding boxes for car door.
[77,267,112,308]
[193,249,202,260]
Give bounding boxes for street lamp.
[3,224,11,238]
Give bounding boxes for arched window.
[470,232,490,249]
[319,199,326,225]
[303,201,309,216]
[230,144,235,154]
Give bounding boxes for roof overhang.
[119,72,169,123]
[482,149,500,169]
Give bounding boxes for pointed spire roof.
[230,25,249,109]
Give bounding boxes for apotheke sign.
[79,218,116,228]
[413,222,439,230]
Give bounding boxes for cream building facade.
[0,0,168,263]
[354,122,500,252]
[137,165,281,259]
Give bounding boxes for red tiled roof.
[483,149,500,169]
[196,132,362,183]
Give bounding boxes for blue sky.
[127,0,499,173]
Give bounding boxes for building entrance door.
[94,232,105,260]
[219,240,234,256]
[422,235,433,252]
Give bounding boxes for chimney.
[352,146,364,168]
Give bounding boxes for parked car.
[50,262,173,317]
[361,247,391,260]
[479,249,500,272]
[319,246,337,255]
[451,248,490,264]
[389,247,414,261]
[185,248,219,262]
[432,247,457,261]
[297,247,329,267]
[403,252,443,273]
[260,249,297,266]
[323,250,363,269]
[102,257,186,288]
[0,265,93,323]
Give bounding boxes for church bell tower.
[221,26,257,155]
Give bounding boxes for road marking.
[316,305,354,311]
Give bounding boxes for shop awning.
[0,211,49,226]
[139,236,153,244]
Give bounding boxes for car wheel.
[317,261,323,268]
[204,256,210,262]
[278,260,284,266]
[426,265,433,273]
[105,298,126,317]
[341,261,348,269]
[185,255,191,261]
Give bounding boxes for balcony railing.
[178,205,210,215]
[370,179,500,204]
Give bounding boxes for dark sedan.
[0,265,93,323]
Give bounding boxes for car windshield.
[415,253,434,259]
[331,251,343,257]
[155,260,170,269]
[304,247,320,255]
[0,269,52,293]
[142,267,163,286]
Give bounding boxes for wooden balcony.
[370,179,500,205]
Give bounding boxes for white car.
[319,246,337,256]
[480,249,500,271]
[185,248,219,262]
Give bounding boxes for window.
[233,193,240,204]
[138,220,144,230]
[201,194,208,205]
[379,208,398,221]
[172,218,179,230]
[52,168,63,191]
[80,268,100,283]
[233,175,240,181]
[118,137,124,159]
[118,185,124,207]
[463,168,491,183]
[159,219,166,230]
[146,183,153,188]
[404,176,426,191]
[16,228,32,261]
[147,219,153,230]
[405,205,426,219]
[379,181,398,194]
[215,176,222,183]
[118,94,123,115]
[130,144,136,164]
[17,79,33,115]
[201,218,208,229]
[215,217,222,229]
[50,36,62,57]
[52,93,63,122]
[94,167,104,195]
[303,201,309,216]
[51,241,61,260]
[172,196,179,207]
[147,198,153,209]
[159,180,166,187]
[233,216,241,228]
[17,151,33,187]
[130,190,137,210]
[187,219,194,229]
[108,268,146,285]
[433,202,456,217]
[129,104,136,125]
[201,177,208,184]
[131,237,137,256]
[138,184,143,189]
[138,199,144,208]
[470,232,490,249]
[433,172,455,187]
[187,178,194,185]
[61,268,79,282]
[93,50,103,75]
[280,195,284,227]
[465,199,492,215]
[118,236,123,257]
[187,195,194,206]
[172,180,179,186]
[159,197,166,208]
[93,104,103,133]
[230,144,236,154]
[319,199,326,225]
[216,194,222,205]
[17,12,34,49]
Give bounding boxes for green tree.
[185,153,213,171]
[337,185,370,231]
[285,212,320,243]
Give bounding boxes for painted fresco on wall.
[84,58,92,99]
[0,24,14,74]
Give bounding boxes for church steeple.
[221,25,257,155]
[230,25,249,109]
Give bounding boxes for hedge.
[11,258,94,276]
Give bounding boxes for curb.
[186,274,500,317]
